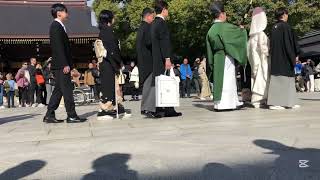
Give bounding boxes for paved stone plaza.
[0,93,320,180]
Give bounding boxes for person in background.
[27,57,37,107]
[198,57,212,100]
[295,59,302,76]
[314,62,320,92]
[295,60,304,92]
[304,59,315,92]
[92,59,98,68]
[4,73,16,108]
[43,58,55,105]
[180,58,193,98]
[15,62,30,107]
[91,63,101,100]
[0,72,4,109]
[84,63,96,98]
[71,68,81,87]
[35,64,46,107]
[192,58,201,98]
[129,61,140,101]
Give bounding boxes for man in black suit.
[150,0,182,118]
[43,4,87,123]
[136,8,156,117]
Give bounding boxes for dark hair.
[98,10,114,29]
[142,8,154,18]
[51,3,68,18]
[210,1,225,19]
[275,7,288,20]
[154,0,168,15]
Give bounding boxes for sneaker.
[97,110,116,121]
[200,97,206,100]
[252,103,261,109]
[0,106,5,109]
[25,104,31,107]
[18,105,22,108]
[32,103,38,108]
[115,105,132,119]
[37,104,46,108]
[210,95,213,100]
[269,106,286,110]
[292,105,301,109]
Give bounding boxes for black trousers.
[181,78,191,97]
[46,69,77,118]
[36,84,46,104]
[28,83,36,104]
[130,82,139,98]
[18,87,28,106]
[99,61,116,104]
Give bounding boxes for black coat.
[151,17,172,85]
[99,25,122,71]
[49,21,72,70]
[136,21,153,83]
[27,65,36,84]
[270,20,300,77]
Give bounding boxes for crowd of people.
[0,0,317,121]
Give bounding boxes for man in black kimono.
[267,7,301,110]
[43,4,87,123]
[136,8,155,117]
[150,0,182,118]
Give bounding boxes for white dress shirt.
[55,18,67,33]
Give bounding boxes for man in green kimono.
[206,1,247,111]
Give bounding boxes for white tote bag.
[155,68,180,107]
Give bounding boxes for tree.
[93,0,320,62]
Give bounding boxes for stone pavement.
[0,93,320,180]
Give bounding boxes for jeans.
[181,78,191,97]
[7,91,15,108]
[0,85,3,106]
[193,78,201,95]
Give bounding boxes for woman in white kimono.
[247,7,270,108]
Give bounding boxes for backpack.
[36,74,45,85]
[94,39,107,64]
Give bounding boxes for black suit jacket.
[99,25,122,70]
[136,21,153,83]
[151,17,171,84]
[49,21,72,70]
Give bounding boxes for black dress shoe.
[164,111,182,117]
[145,112,164,119]
[66,116,87,123]
[141,110,148,115]
[43,116,64,123]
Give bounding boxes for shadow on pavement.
[138,139,320,180]
[0,160,46,180]
[82,153,138,180]
[80,111,98,119]
[300,98,320,101]
[0,114,41,125]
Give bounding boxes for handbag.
[118,70,126,85]
[94,39,107,63]
[155,68,180,107]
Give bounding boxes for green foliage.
[93,0,320,61]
